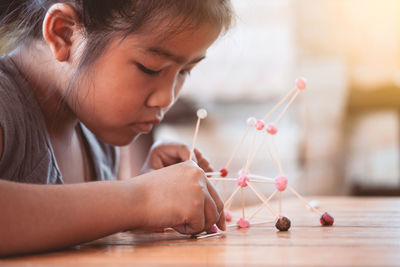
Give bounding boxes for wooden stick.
[248,174,275,181]
[241,188,245,219]
[189,117,201,161]
[244,129,258,172]
[196,232,224,239]
[274,90,300,125]
[225,126,251,170]
[250,220,275,226]
[247,182,278,217]
[246,133,268,171]
[263,87,296,121]
[208,178,237,182]
[279,191,282,215]
[224,186,241,209]
[266,190,278,202]
[247,179,276,184]
[248,204,264,221]
[248,190,278,220]
[287,186,323,216]
[271,136,284,175]
[265,138,281,173]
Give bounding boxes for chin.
[103,132,142,147]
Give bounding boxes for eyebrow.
[147,46,206,65]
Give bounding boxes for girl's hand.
[129,161,225,234]
[141,141,213,173]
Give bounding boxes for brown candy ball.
[275,216,291,231]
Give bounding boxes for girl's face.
[70,23,220,146]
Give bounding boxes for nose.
[146,73,178,109]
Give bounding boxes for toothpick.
[265,138,281,173]
[274,90,300,125]
[271,136,284,175]
[225,126,251,170]
[248,174,275,182]
[263,87,296,121]
[248,190,278,220]
[248,204,264,221]
[208,178,237,182]
[246,132,268,171]
[247,182,278,217]
[244,129,258,173]
[247,180,276,184]
[196,232,223,239]
[250,220,275,226]
[224,186,241,209]
[241,188,245,219]
[287,186,323,216]
[189,116,202,161]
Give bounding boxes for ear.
[42,3,79,62]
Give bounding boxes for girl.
[0,0,233,256]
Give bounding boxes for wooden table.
[1,197,400,266]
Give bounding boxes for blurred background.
[122,0,400,200]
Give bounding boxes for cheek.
[73,72,151,126]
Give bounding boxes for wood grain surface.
[1,196,399,266]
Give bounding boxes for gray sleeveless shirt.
[0,56,118,184]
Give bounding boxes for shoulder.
[0,57,55,183]
[0,57,24,139]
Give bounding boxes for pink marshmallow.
[237,173,249,187]
[275,176,288,191]
[296,77,307,90]
[255,120,265,130]
[225,211,232,222]
[266,123,278,135]
[237,218,250,228]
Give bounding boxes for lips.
[131,118,161,133]
[132,123,154,133]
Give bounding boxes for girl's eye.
[137,63,162,76]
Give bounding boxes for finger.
[203,190,220,232]
[198,157,213,172]
[194,149,213,172]
[205,178,226,231]
[160,144,197,165]
[173,194,205,235]
[153,145,194,168]
[150,155,165,170]
[176,144,197,163]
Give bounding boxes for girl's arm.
[0,124,225,257]
[0,164,225,257]
[0,125,141,256]
[0,179,142,256]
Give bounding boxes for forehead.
[123,21,221,63]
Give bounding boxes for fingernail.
[222,222,226,231]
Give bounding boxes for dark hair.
[0,0,233,130]
[1,0,233,67]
